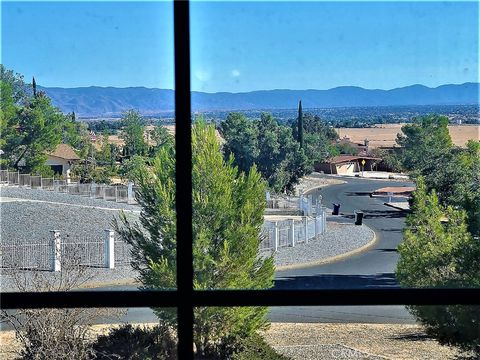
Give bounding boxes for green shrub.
[231,333,291,360]
[92,324,176,360]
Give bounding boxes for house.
[315,155,382,175]
[45,143,81,178]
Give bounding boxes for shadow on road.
[340,209,408,219]
[344,191,373,197]
[376,248,398,253]
[274,272,399,290]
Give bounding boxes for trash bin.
[332,203,340,215]
[354,210,364,225]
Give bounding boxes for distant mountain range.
[39,82,479,118]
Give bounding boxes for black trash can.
[332,203,340,215]
[355,210,364,225]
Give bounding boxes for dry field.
[336,124,480,149]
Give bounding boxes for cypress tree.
[298,100,304,148]
[32,77,37,97]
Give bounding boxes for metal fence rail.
[260,211,327,251]
[0,238,52,270]
[0,170,8,183]
[0,231,132,271]
[0,170,138,204]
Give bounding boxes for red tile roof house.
[45,143,81,181]
[315,155,382,175]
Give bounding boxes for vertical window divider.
[173,0,194,358]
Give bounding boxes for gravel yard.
[265,323,462,359]
[0,186,140,212]
[263,221,375,269]
[0,322,463,359]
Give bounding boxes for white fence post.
[315,215,321,239]
[127,182,134,204]
[303,216,309,244]
[273,222,279,252]
[104,229,115,269]
[90,182,97,198]
[50,230,61,272]
[288,219,295,247]
[322,208,327,234]
[115,187,118,202]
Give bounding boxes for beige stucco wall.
[335,162,357,174]
[45,155,71,175]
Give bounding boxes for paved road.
[270,176,415,323]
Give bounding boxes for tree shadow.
[274,272,400,290]
[344,191,373,197]
[376,248,398,253]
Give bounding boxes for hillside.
[39,82,479,117]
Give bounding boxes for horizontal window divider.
[2,288,480,309]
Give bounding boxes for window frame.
[2,1,480,359]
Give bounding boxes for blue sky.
[2,1,478,92]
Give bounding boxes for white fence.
[260,210,327,251]
[0,169,138,205]
[0,230,131,272]
[266,190,324,216]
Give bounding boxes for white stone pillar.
[273,222,279,252]
[288,219,295,247]
[304,216,309,244]
[127,182,134,204]
[315,215,321,239]
[90,182,97,198]
[115,187,118,202]
[323,208,327,234]
[104,229,115,269]
[50,230,61,272]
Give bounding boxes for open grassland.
[336,124,480,149]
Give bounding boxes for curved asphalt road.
[270,176,416,323]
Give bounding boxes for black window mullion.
[173,0,194,359]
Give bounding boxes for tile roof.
[326,155,382,164]
[46,143,81,160]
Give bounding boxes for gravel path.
[262,220,375,269]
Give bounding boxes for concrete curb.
[383,202,411,212]
[275,224,377,271]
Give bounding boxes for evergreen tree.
[297,100,304,148]
[115,121,275,356]
[396,177,480,356]
[32,76,37,98]
[121,110,148,157]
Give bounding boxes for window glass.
[0,0,176,335]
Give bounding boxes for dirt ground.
[1,322,465,360]
[264,323,463,360]
[336,124,479,149]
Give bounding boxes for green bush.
[231,333,291,360]
[92,324,176,360]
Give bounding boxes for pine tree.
[297,100,304,148]
[115,120,275,355]
[32,76,37,97]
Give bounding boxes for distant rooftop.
[47,143,80,160]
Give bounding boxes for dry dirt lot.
[336,124,479,149]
